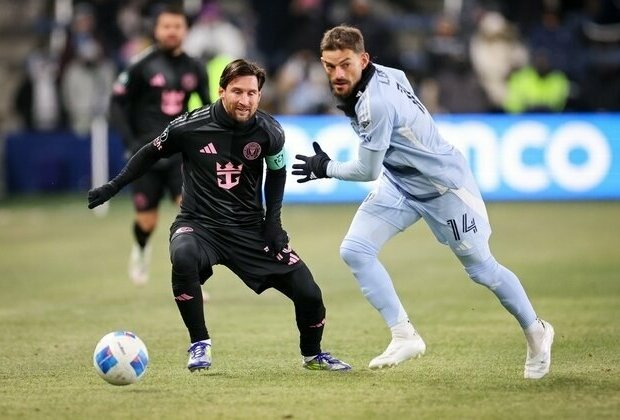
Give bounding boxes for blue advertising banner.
[4,113,619,201]
[277,113,620,202]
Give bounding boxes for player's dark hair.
[154,3,189,27]
[320,25,365,54]
[220,59,266,91]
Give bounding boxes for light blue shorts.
[355,175,492,258]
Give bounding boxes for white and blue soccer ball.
[93,331,149,386]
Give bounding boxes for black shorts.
[132,156,182,211]
[169,220,304,294]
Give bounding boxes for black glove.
[263,220,289,256]
[263,221,300,265]
[87,182,118,209]
[292,142,331,183]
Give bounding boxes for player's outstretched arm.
[87,143,161,209]
[293,142,385,183]
[326,145,386,182]
[292,142,331,183]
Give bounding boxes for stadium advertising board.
[278,113,620,202]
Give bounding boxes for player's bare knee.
[136,212,158,232]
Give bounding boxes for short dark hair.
[154,4,188,26]
[320,25,365,54]
[219,59,266,91]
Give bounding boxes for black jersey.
[110,46,209,153]
[151,100,286,227]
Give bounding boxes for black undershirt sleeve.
[109,144,161,192]
[263,167,286,224]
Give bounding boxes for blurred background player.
[109,5,210,287]
[293,25,553,379]
[88,59,351,372]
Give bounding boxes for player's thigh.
[169,223,221,283]
[132,169,165,211]
[419,187,492,258]
[348,179,422,248]
[222,227,305,294]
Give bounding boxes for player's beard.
[158,37,183,55]
[233,106,255,122]
[330,79,353,99]
[223,101,256,123]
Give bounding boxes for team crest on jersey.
[243,142,261,160]
[181,73,198,91]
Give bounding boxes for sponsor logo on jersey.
[243,142,261,160]
[216,162,243,189]
[199,143,217,154]
[150,72,166,87]
[161,90,185,116]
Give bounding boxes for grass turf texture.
[0,195,618,419]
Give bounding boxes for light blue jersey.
[301,26,550,374]
[351,64,469,200]
[326,63,538,333]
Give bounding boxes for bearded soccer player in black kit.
[109,5,210,286]
[89,59,351,372]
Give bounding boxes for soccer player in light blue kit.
[292,25,554,378]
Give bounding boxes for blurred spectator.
[576,1,620,111]
[8,0,620,122]
[14,50,65,131]
[504,48,570,114]
[528,8,583,80]
[469,11,528,111]
[115,0,153,68]
[251,0,291,74]
[433,54,491,114]
[285,0,329,54]
[422,13,490,114]
[252,0,328,75]
[347,0,399,67]
[183,2,247,61]
[58,3,107,75]
[426,14,467,65]
[183,1,248,101]
[275,49,333,114]
[204,52,234,102]
[60,38,116,135]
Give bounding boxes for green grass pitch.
[0,195,619,419]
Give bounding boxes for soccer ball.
[93,331,149,386]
